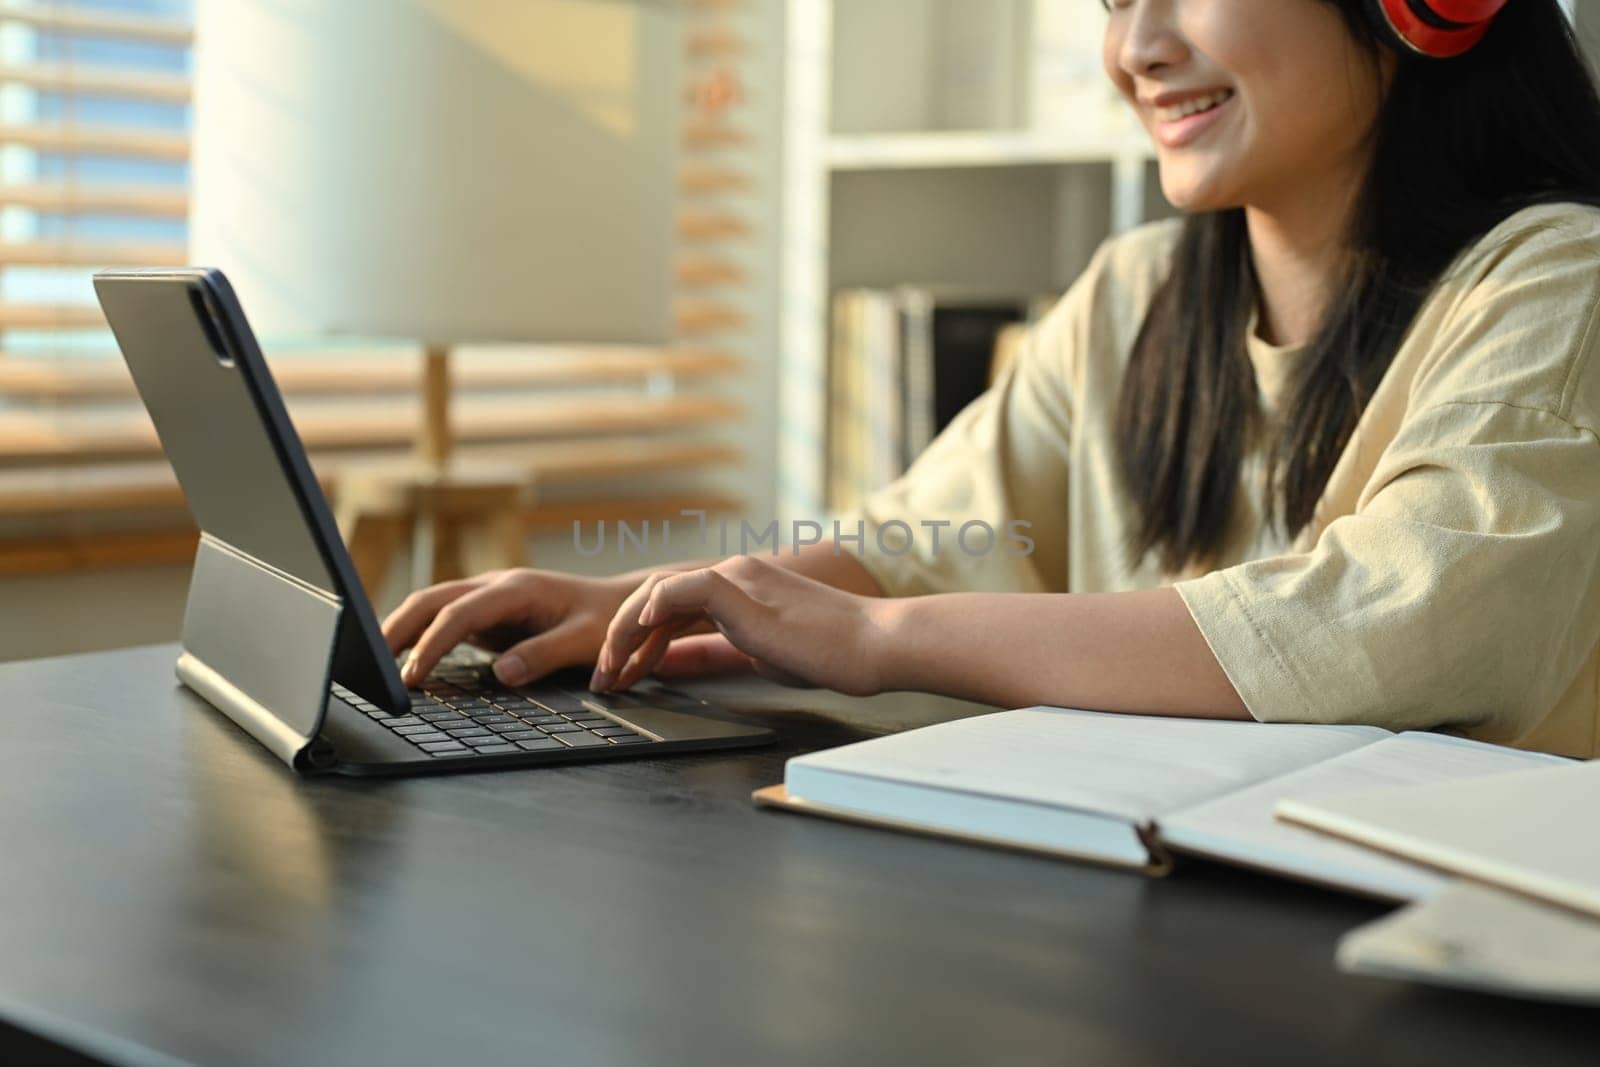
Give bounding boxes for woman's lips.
[1151,90,1235,149]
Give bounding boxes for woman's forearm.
[876,587,1250,719]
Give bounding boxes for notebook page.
[1159,733,1563,901]
[786,707,1388,826]
[1279,757,1600,917]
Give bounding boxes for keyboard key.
[608,735,651,745]
[465,736,510,749]
[454,699,494,711]
[567,715,610,726]
[473,744,519,755]
[395,724,446,737]
[384,717,425,729]
[420,741,469,755]
[444,726,492,739]
[516,738,565,752]
[400,730,450,744]
[555,732,611,748]
[593,726,641,738]
[487,723,527,735]
[518,714,566,727]
[538,723,583,735]
[502,730,544,741]
[472,714,513,725]
[419,711,460,722]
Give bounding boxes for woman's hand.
[591,554,901,697]
[381,568,636,687]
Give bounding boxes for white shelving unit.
[777,0,1166,522]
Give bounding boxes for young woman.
[384,0,1600,758]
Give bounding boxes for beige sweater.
[841,203,1600,758]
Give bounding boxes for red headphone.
[1368,0,1508,58]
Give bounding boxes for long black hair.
[1113,0,1600,575]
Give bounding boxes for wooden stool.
[336,343,531,599]
[336,464,532,600]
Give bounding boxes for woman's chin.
[1156,174,1240,215]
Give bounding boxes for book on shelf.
[753,707,1568,901]
[826,287,1057,514]
[828,289,900,515]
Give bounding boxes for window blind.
[0,0,747,577]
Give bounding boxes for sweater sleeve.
[1175,219,1600,744]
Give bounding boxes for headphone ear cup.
[1365,0,1500,59]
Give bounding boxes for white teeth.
[1155,90,1232,123]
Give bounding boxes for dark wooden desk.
[0,645,1590,1067]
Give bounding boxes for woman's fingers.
[381,578,485,654]
[606,617,698,692]
[491,621,593,687]
[595,570,674,678]
[595,565,771,690]
[642,567,771,639]
[403,577,542,685]
[593,556,881,697]
[652,633,755,679]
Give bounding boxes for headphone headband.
[1372,0,1507,58]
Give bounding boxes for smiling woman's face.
[1102,0,1391,213]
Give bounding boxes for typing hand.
[381,568,634,687]
[591,555,898,697]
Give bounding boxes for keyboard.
[333,659,658,760]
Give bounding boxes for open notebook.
[754,708,1567,900]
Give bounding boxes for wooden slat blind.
[675,0,756,485]
[0,2,747,575]
[0,346,746,399]
[0,3,191,45]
